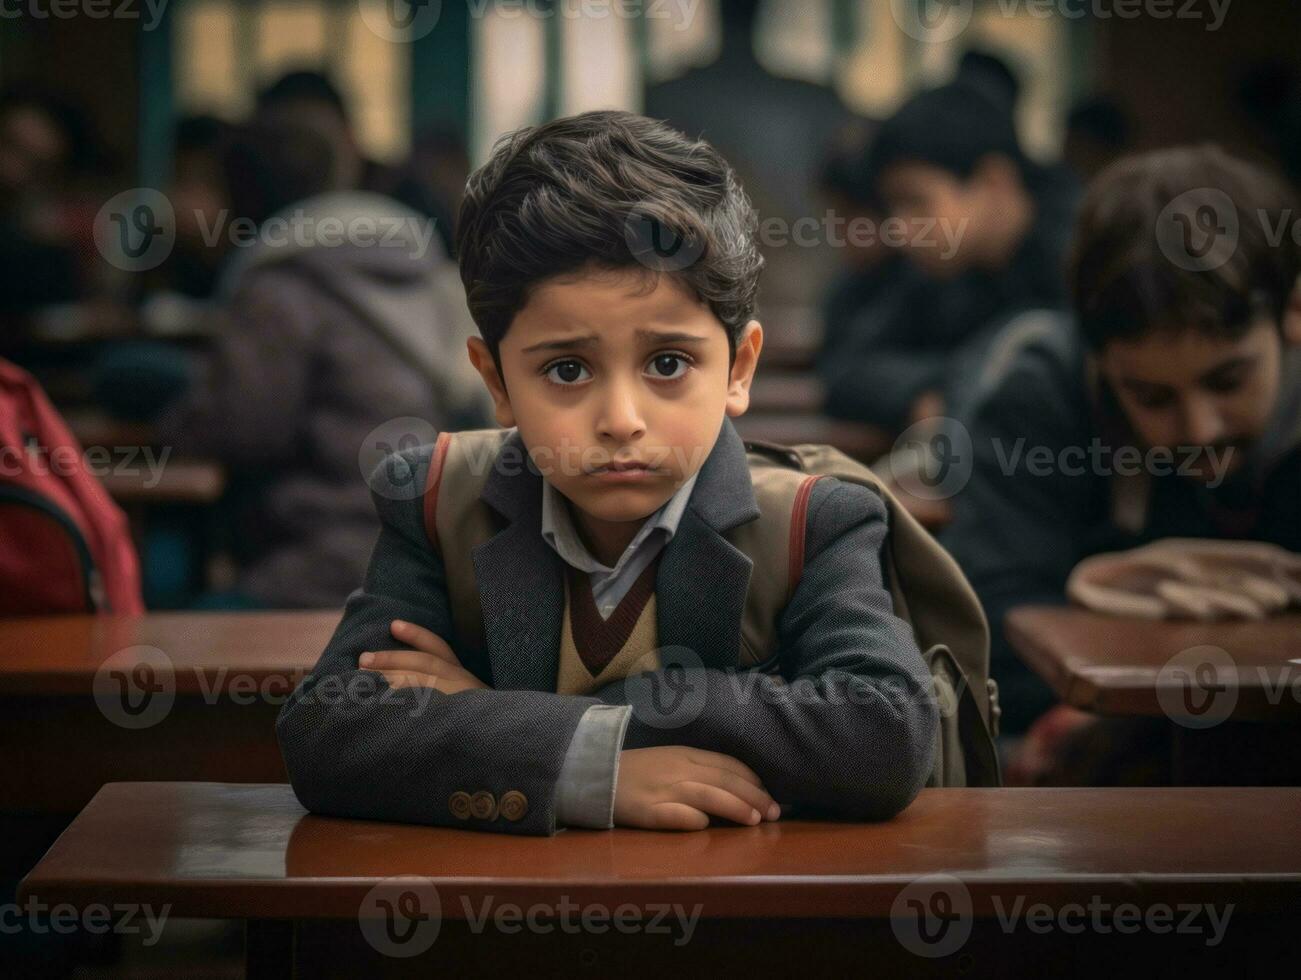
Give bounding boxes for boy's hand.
[358,620,490,694]
[613,747,781,831]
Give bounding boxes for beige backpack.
[427,429,1002,788]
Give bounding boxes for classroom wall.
[1093,2,1301,157]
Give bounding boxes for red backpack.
[0,358,144,615]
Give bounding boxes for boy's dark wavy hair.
[1072,145,1300,349]
[455,110,763,374]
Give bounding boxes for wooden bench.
[19,782,1301,977]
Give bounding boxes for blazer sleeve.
[275,445,598,836]
[589,478,939,820]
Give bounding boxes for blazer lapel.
[470,418,761,688]
[472,430,566,691]
[656,417,761,672]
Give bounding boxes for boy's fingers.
[374,669,439,691]
[390,621,458,663]
[648,803,711,832]
[685,749,765,789]
[694,767,776,816]
[360,651,445,674]
[676,781,762,826]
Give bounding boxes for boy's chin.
[571,485,675,524]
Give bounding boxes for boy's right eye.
[543,359,592,386]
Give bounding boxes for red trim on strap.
[423,431,453,554]
[788,475,823,600]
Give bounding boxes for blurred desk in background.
[0,610,334,817]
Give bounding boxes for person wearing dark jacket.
[820,81,1079,432]
[942,146,1301,734]
[153,121,490,607]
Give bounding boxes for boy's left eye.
[646,353,690,380]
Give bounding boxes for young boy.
[276,111,940,835]
[821,81,1079,431]
[943,145,1301,734]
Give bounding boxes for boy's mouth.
[586,460,661,480]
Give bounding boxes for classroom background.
[2,1,1300,976]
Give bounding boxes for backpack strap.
[420,428,512,662]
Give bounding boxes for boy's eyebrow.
[634,329,711,345]
[520,335,600,354]
[1198,354,1256,382]
[520,329,711,354]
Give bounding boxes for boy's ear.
[466,337,517,428]
[724,320,763,418]
[972,153,1020,194]
[1283,276,1301,347]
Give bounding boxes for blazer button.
[499,790,528,822]
[470,790,498,820]
[449,791,472,820]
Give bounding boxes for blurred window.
[173,0,409,162]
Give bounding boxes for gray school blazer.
[276,416,938,835]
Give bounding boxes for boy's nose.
[1180,394,1227,448]
[595,381,647,443]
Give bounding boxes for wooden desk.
[0,612,334,816]
[19,782,1301,977]
[1005,606,1301,722]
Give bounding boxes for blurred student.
[152,120,490,608]
[0,86,94,318]
[943,146,1301,735]
[821,81,1079,431]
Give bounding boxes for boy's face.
[878,160,994,277]
[1097,319,1291,483]
[468,267,762,529]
